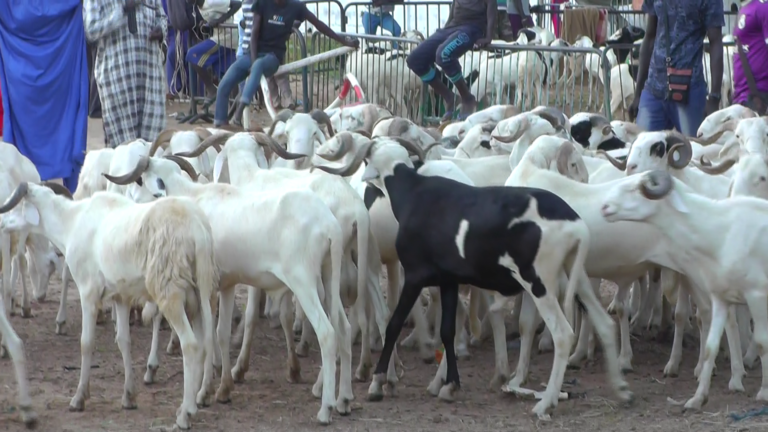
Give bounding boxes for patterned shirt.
[642,0,724,99]
[732,0,768,103]
[241,0,255,52]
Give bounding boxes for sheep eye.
[135,178,143,187]
[761,176,767,182]
[157,179,166,190]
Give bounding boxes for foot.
[458,97,477,120]
[441,100,457,123]
[232,102,247,126]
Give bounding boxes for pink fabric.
[551,0,567,37]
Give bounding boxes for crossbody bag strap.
[736,36,761,95]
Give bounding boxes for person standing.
[214,0,358,127]
[84,0,168,147]
[506,0,532,36]
[362,0,403,48]
[185,0,241,103]
[629,0,724,135]
[406,0,496,121]
[0,0,88,191]
[732,0,768,112]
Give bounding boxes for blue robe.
[0,1,88,192]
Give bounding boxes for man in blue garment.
[0,0,88,192]
[628,0,724,135]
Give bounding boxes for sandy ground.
[1,103,766,431]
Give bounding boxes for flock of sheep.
[345,21,737,121]
[0,91,764,430]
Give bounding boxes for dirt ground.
[1,103,766,432]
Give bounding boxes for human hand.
[705,97,720,116]
[149,27,164,42]
[343,37,360,49]
[124,0,138,11]
[628,97,640,121]
[473,38,492,50]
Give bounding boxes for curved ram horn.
[437,120,454,134]
[103,155,151,185]
[352,129,372,139]
[0,182,29,213]
[41,181,73,199]
[318,132,355,162]
[491,116,530,143]
[370,115,393,135]
[312,140,375,177]
[665,132,693,169]
[389,137,426,160]
[267,109,295,136]
[695,157,736,175]
[251,132,307,160]
[149,129,177,156]
[597,150,627,171]
[639,170,674,200]
[688,129,726,145]
[164,155,200,181]
[175,132,233,158]
[193,127,213,141]
[311,109,335,137]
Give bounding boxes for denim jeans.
[214,52,280,124]
[636,81,707,136]
[406,25,483,83]
[361,12,402,49]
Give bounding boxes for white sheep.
[192,131,392,385]
[327,103,392,135]
[103,152,351,424]
[0,181,217,430]
[600,169,768,409]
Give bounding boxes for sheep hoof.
[336,397,352,416]
[20,406,37,429]
[355,362,372,382]
[437,382,458,402]
[144,364,158,384]
[55,322,67,335]
[316,404,333,425]
[296,341,310,357]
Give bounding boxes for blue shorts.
[186,39,237,77]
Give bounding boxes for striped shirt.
[241,0,255,52]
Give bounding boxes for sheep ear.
[22,201,40,226]
[200,151,212,176]
[668,190,689,213]
[213,151,228,183]
[361,164,379,182]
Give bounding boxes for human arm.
[628,0,656,119]
[704,0,724,114]
[474,0,497,48]
[304,8,359,48]
[207,1,242,27]
[250,1,262,60]
[82,0,127,41]
[150,0,168,41]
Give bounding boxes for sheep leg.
[354,297,372,382]
[538,326,554,353]
[0,293,36,427]
[232,286,260,383]
[569,278,600,366]
[114,303,138,409]
[166,328,180,355]
[484,294,511,390]
[736,304,752,356]
[296,314,315,357]
[266,295,281,329]
[144,311,163,384]
[69,298,98,412]
[14,254,33,318]
[613,279,634,372]
[56,265,71,335]
[214,287,235,403]
[574,271,632,403]
[2,233,12,317]
[684,296,727,411]
[506,292,540,391]
[278,291,301,383]
[163,306,201,430]
[724,305,746,392]
[294,286,337,425]
[664,285,690,377]
[744,292,768,401]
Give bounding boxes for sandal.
[441,110,456,122]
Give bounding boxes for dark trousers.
[406,24,483,84]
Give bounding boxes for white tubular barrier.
[326,73,365,111]
[243,46,359,127]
